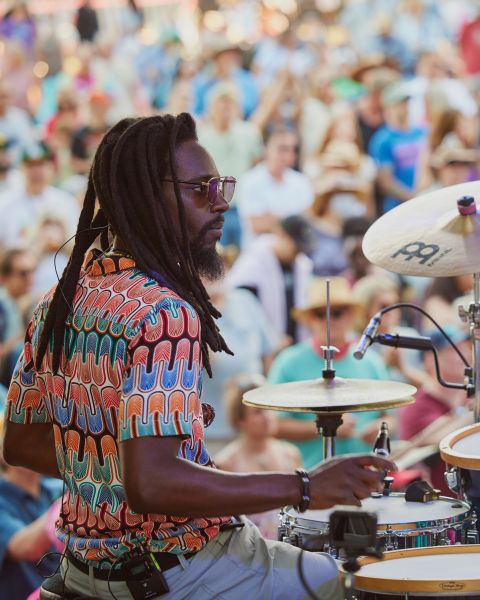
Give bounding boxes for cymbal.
[362,181,480,277]
[243,377,416,414]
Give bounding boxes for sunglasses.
[312,307,349,319]
[162,176,236,208]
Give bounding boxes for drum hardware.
[445,467,462,495]
[362,188,480,421]
[405,480,441,503]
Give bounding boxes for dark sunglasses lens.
[208,179,218,205]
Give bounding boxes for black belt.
[65,550,195,582]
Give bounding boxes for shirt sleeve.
[6,316,51,425]
[118,299,203,442]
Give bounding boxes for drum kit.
[243,182,480,598]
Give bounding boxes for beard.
[189,219,225,281]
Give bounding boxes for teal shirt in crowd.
[268,341,390,468]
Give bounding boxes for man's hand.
[309,454,396,509]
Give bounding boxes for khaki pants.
[60,521,343,600]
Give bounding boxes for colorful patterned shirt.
[6,250,231,568]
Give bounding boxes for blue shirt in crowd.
[0,476,62,599]
[369,125,426,213]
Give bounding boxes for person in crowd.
[0,415,62,600]
[340,216,377,286]
[369,81,427,213]
[416,107,478,190]
[304,106,376,192]
[216,374,302,539]
[366,13,414,74]
[422,275,473,327]
[0,80,36,166]
[0,143,79,249]
[198,82,263,248]
[3,113,392,600]
[193,41,259,119]
[308,173,373,277]
[0,2,36,57]
[0,248,36,387]
[71,90,113,174]
[0,134,22,193]
[202,272,279,444]
[237,126,313,246]
[427,140,478,190]
[269,276,392,469]
[227,215,314,345]
[29,215,69,297]
[75,1,99,43]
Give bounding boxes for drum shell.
[280,493,474,553]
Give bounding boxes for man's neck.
[3,468,41,497]
[239,433,270,453]
[266,163,285,182]
[25,183,44,196]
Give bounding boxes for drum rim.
[440,423,480,469]
[350,545,480,594]
[283,494,471,533]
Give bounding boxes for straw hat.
[319,140,361,171]
[292,277,359,322]
[430,138,479,170]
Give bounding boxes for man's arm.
[6,512,53,562]
[377,166,412,203]
[3,422,60,478]
[120,435,395,516]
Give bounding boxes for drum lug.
[445,467,461,493]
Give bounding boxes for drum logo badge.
[391,241,452,267]
[439,582,465,592]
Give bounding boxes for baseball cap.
[380,82,410,107]
[426,325,469,352]
[21,142,54,164]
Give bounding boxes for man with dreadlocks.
[3,114,393,600]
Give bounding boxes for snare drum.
[280,493,473,551]
[350,545,480,599]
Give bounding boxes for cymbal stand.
[458,271,480,423]
[317,279,341,460]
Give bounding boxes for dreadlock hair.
[35,113,231,377]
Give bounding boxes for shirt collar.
[83,248,137,277]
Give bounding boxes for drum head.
[286,494,470,532]
[441,423,480,470]
[352,546,480,594]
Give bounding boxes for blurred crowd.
[1,0,480,596]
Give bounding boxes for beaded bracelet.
[295,468,311,513]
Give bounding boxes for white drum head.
[353,546,480,594]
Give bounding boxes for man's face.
[306,305,353,347]
[265,132,298,172]
[167,139,229,280]
[384,101,408,126]
[5,253,36,298]
[23,160,49,189]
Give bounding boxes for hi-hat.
[243,377,416,414]
[362,181,480,277]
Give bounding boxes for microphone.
[373,421,391,457]
[353,313,381,360]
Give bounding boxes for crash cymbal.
[363,181,480,277]
[243,377,416,414]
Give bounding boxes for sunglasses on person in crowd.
[312,307,349,319]
[161,176,236,207]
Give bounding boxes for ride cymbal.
[243,377,416,414]
[363,182,480,277]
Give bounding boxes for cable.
[296,549,321,600]
[378,302,470,367]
